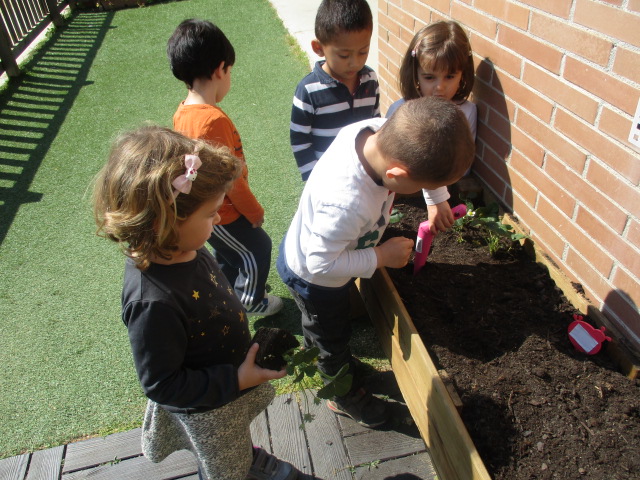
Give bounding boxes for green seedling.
[454,201,527,254]
[283,346,352,424]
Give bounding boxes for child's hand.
[252,216,265,228]
[238,343,286,391]
[427,202,454,233]
[375,236,414,268]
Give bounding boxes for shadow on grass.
[0,11,115,245]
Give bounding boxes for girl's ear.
[311,39,325,57]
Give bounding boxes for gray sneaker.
[246,447,298,480]
[327,387,389,428]
[245,294,284,317]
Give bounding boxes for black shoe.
[246,447,298,480]
[327,387,389,428]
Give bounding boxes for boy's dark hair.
[167,19,235,89]
[377,97,475,184]
[315,0,373,44]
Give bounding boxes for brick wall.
[377,0,640,352]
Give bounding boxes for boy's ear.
[212,62,226,79]
[311,39,325,57]
[385,165,410,179]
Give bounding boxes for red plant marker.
[413,204,467,275]
[568,314,611,355]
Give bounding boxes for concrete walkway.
[269,0,379,72]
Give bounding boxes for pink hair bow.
[172,154,202,198]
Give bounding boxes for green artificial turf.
[0,0,387,459]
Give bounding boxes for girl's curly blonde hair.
[93,125,241,270]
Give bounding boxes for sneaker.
[245,295,284,317]
[246,447,298,480]
[327,387,389,428]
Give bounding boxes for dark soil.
[250,327,300,370]
[382,195,640,480]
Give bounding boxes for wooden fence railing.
[0,0,72,77]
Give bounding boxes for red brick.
[585,160,640,218]
[517,110,587,172]
[555,108,640,185]
[575,0,640,46]
[508,161,538,207]
[471,33,522,79]
[474,148,509,197]
[537,206,615,281]
[576,207,640,278]
[600,0,623,5]
[513,152,577,216]
[451,3,498,39]
[511,125,546,167]
[529,12,613,66]
[474,0,530,30]
[473,77,517,119]
[612,268,640,308]
[565,247,612,305]
[387,27,409,59]
[543,156,627,233]
[599,107,637,149]
[564,56,638,116]
[532,196,574,258]
[416,0,450,16]
[378,11,401,38]
[517,0,572,18]
[402,0,434,23]
[627,220,640,247]
[475,60,495,84]
[630,0,640,13]
[496,72,554,123]
[388,2,416,31]
[478,119,512,159]
[613,47,640,84]
[487,106,512,141]
[523,61,599,122]
[498,25,562,74]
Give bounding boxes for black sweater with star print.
[122,248,250,413]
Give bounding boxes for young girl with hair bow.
[93,125,298,480]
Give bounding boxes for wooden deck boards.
[1,388,437,480]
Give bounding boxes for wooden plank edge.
[358,271,491,480]
[503,213,640,380]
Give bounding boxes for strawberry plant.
[453,201,527,254]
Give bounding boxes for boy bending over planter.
[277,97,475,427]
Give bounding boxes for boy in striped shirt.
[290,0,380,181]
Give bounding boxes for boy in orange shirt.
[168,19,283,317]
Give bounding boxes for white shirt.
[282,118,395,288]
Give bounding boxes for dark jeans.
[285,282,357,382]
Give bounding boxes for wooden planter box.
[357,214,639,480]
[358,270,491,480]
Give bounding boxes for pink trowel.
[413,204,467,275]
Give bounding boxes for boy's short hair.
[315,0,373,44]
[167,19,235,89]
[377,97,475,184]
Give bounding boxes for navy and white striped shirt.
[290,61,380,181]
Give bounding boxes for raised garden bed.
[359,193,640,480]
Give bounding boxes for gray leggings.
[141,382,274,480]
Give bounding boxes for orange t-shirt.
[173,103,264,226]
